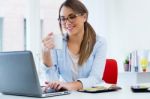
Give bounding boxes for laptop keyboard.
[41,86,56,94]
[41,86,70,97]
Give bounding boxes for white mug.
[53,34,63,49]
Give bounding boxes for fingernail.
[45,81,48,84]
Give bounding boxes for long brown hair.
[58,0,96,65]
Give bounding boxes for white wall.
[83,0,107,37]
[84,0,150,72]
[3,16,24,51]
[1,0,150,72]
[106,0,150,71]
[40,0,65,37]
[0,0,26,51]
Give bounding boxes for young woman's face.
[59,6,86,36]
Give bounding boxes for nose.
[65,19,72,25]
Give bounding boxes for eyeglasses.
[58,13,82,25]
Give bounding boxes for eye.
[60,17,66,21]
[68,14,77,20]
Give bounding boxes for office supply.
[131,85,150,92]
[0,51,70,97]
[79,86,121,93]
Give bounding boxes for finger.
[48,32,53,36]
[44,41,54,47]
[45,81,49,84]
[51,82,58,89]
[43,37,54,46]
[42,36,52,43]
[42,33,54,42]
[44,38,54,45]
[53,83,60,90]
[51,81,60,89]
[44,83,53,92]
[44,86,49,92]
[43,43,54,49]
[45,81,60,90]
[43,40,55,49]
[56,84,63,91]
[44,82,51,92]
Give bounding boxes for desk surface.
[0,86,150,99]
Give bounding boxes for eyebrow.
[60,13,75,17]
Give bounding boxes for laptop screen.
[0,51,42,96]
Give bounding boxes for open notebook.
[79,84,121,93]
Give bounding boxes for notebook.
[79,85,121,93]
[0,51,70,97]
[131,85,150,92]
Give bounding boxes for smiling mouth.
[66,26,74,31]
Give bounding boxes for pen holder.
[124,63,129,72]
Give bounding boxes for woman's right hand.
[42,32,55,50]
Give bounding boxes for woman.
[42,0,107,91]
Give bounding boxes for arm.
[40,49,60,81]
[41,33,60,82]
[42,32,55,67]
[42,48,53,67]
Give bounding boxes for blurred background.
[0,0,150,72]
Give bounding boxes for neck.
[67,29,84,55]
[68,31,84,45]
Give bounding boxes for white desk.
[118,72,150,85]
[0,86,150,99]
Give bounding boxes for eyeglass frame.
[58,13,83,25]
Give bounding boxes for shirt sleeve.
[78,37,107,88]
[40,49,60,83]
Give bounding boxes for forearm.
[68,81,83,91]
[42,49,53,67]
[78,76,102,89]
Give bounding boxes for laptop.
[0,51,70,97]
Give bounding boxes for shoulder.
[95,35,107,48]
[90,35,107,55]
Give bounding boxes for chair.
[102,59,118,84]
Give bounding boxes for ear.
[82,13,87,22]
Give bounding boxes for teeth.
[67,27,73,30]
[68,27,72,29]
[66,26,75,31]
